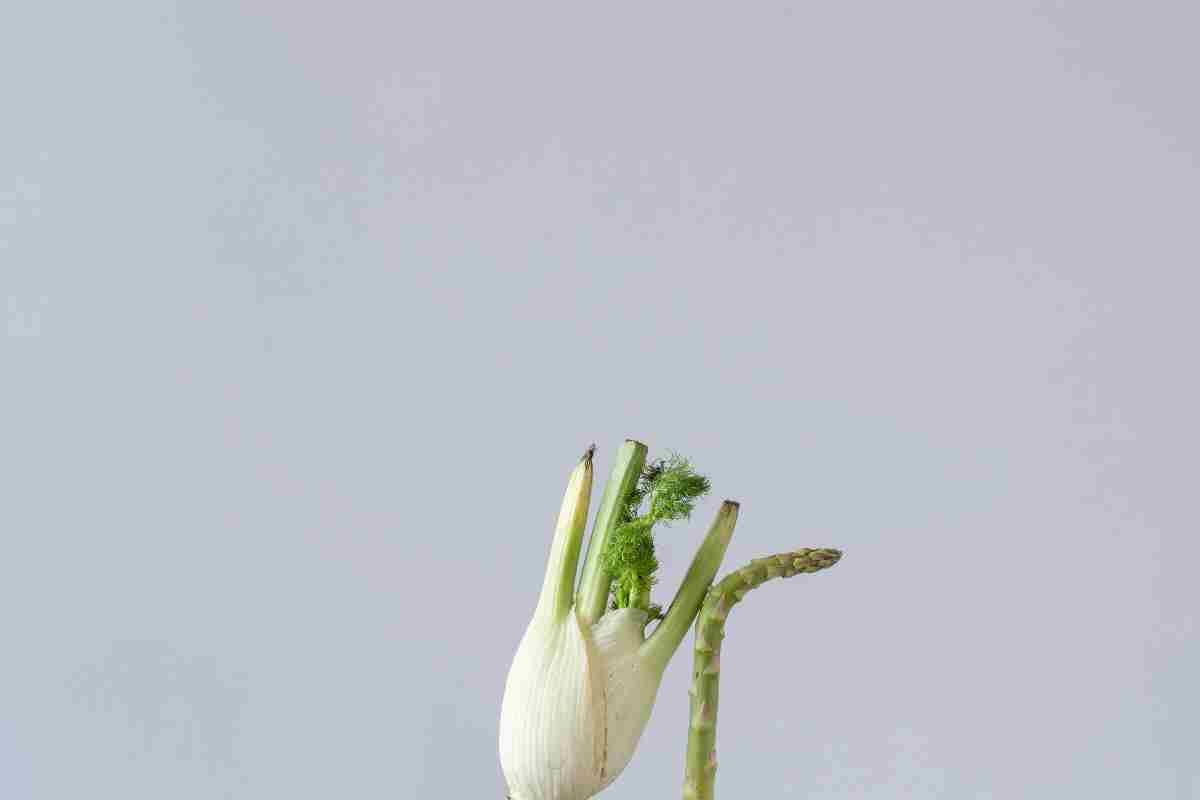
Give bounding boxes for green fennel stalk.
[576,440,647,626]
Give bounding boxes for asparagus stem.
[576,439,647,625]
[682,548,843,800]
[640,501,739,673]
[532,446,595,625]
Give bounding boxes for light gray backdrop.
[3,2,1197,798]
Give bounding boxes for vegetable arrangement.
[499,440,841,800]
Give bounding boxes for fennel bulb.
[499,443,737,800]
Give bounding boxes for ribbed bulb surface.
[499,608,661,800]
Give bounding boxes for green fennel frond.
[645,453,711,524]
[602,452,711,613]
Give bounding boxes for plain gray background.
[3,2,1197,798]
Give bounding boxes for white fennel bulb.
[499,444,737,800]
[499,606,660,800]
